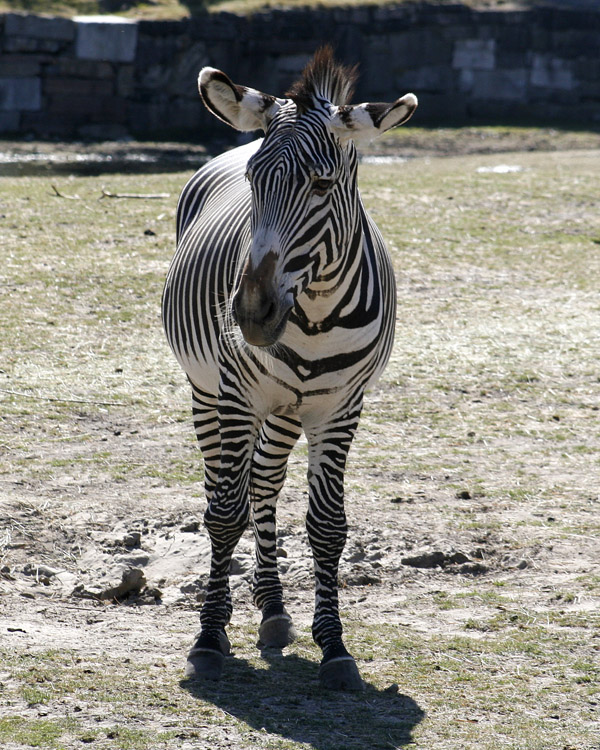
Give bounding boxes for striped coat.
[162,47,417,690]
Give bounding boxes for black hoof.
[257,612,297,650]
[185,631,230,681]
[319,656,364,691]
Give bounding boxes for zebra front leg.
[251,413,302,650]
[305,408,364,691]
[185,405,259,681]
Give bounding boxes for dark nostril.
[261,300,276,323]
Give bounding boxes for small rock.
[123,531,141,548]
[115,552,150,567]
[457,489,471,500]
[23,563,60,579]
[343,568,382,586]
[348,549,367,563]
[180,519,200,533]
[137,586,162,604]
[458,562,488,575]
[72,567,146,602]
[401,551,446,569]
[22,564,60,586]
[230,556,252,575]
[179,577,206,595]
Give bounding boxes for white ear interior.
[198,67,283,133]
[330,93,418,143]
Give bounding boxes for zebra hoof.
[319,656,364,692]
[184,631,230,681]
[257,613,297,650]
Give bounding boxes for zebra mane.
[286,46,358,114]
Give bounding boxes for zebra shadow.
[181,649,424,749]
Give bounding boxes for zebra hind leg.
[251,413,302,651]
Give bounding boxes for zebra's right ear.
[198,68,283,133]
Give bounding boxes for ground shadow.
[181,649,424,749]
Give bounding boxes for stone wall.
[0,3,599,140]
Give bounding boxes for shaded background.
[0,1,599,141]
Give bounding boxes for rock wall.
[0,3,599,139]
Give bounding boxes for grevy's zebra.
[162,48,417,690]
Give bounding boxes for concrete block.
[0,111,21,133]
[552,29,600,59]
[127,100,167,135]
[470,69,528,102]
[44,77,114,98]
[78,122,131,139]
[531,54,573,90]
[0,77,41,111]
[137,19,184,38]
[453,39,496,70]
[20,109,84,136]
[116,65,135,98]
[573,57,600,83]
[48,93,126,121]
[164,42,209,98]
[46,58,114,80]
[276,54,312,76]
[416,92,469,123]
[0,55,44,77]
[75,16,138,63]
[5,13,75,41]
[3,36,62,54]
[395,65,454,94]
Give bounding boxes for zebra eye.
[312,178,332,195]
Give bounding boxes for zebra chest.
[241,321,384,413]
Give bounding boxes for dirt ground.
[1,127,599,749]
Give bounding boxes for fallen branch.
[99,188,170,200]
[0,388,121,407]
[51,184,80,200]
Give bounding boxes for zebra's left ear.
[330,93,418,142]
[198,67,283,132]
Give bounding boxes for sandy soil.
[1,129,599,749]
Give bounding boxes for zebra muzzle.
[232,251,292,347]
[232,281,292,347]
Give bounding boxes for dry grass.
[1,139,599,749]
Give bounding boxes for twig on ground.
[99,188,170,200]
[0,388,121,407]
[51,184,80,200]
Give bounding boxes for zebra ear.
[198,67,283,133]
[330,93,418,142]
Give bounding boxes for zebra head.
[199,48,417,347]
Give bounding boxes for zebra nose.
[233,283,288,347]
[233,281,277,327]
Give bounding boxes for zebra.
[162,47,417,691]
